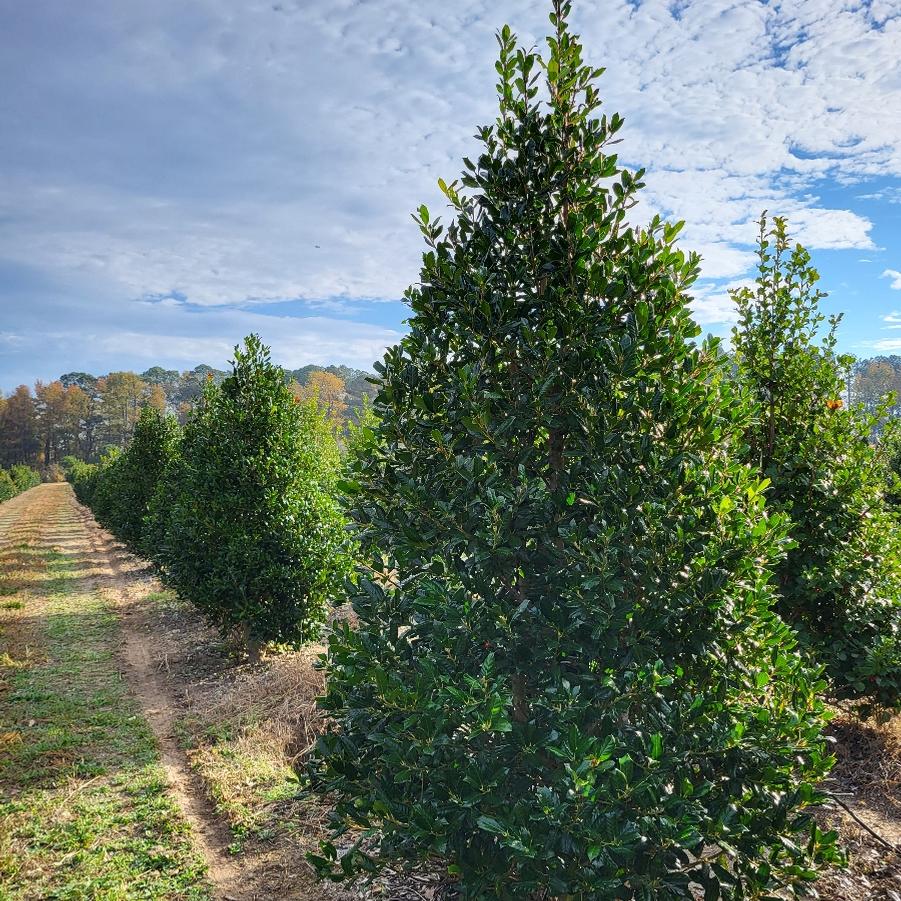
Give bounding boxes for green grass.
[0,542,211,899]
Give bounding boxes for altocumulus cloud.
[0,0,900,385]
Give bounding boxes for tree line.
[20,2,901,896]
[0,363,376,472]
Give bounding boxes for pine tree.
[733,214,901,712]
[309,6,838,896]
[149,335,350,653]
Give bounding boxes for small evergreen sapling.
[64,457,100,507]
[0,465,40,501]
[732,214,901,712]
[309,5,839,897]
[8,465,40,492]
[79,446,121,523]
[150,335,350,653]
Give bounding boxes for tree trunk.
[237,623,263,664]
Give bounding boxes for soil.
[78,504,249,900]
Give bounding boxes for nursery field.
[3,0,901,897]
[0,484,898,900]
[0,484,318,900]
[3,16,901,888]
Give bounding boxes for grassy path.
[0,484,213,900]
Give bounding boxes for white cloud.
[690,292,738,327]
[0,295,402,390]
[870,338,901,352]
[1,0,900,375]
[883,269,901,290]
[92,315,398,369]
[787,208,875,250]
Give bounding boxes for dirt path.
[0,484,244,900]
[76,499,249,900]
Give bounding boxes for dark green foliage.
[732,214,901,712]
[877,416,901,510]
[148,335,350,648]
[87,408,180,552]
[309,7,838,898]
[65,457,102,508]
[0,464,41,501]
[67,449,119,514]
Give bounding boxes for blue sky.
[1,0,900,390]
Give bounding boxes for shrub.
[65,457,102,508]
[8,465,40,492]
[308,6,838,897]
[877,416,901,510]
[0,470,16,502]
[90,407,180,552]
[342,394,379,472]
[732,214,901,712]
[84,447,122,526]
[0,464,43,502]
[149,335,350,653]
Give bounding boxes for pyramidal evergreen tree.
[149,335,351,654]
[732,214,901,712]
[90,406,180,553]
[309,5,839,897]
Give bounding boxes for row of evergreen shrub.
[733,217,901,712]
[66,336,353,657]
[0,464,41,502]
[64,2,900,894]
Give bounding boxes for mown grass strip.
[0,533,211,899]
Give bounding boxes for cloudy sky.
[1,0,900,389]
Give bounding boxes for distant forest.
[0,361,376,469]
[3,353,901,473]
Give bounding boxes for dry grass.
[182,646,331,849]
[814,711,901,901]
[191,645,327,760]
[828,712,901,818]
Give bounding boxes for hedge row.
[0,464,41,502]
[733,215,901,712]
[67,336,353,654]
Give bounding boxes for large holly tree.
[732,214,901,712]
[308,4,839,897]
